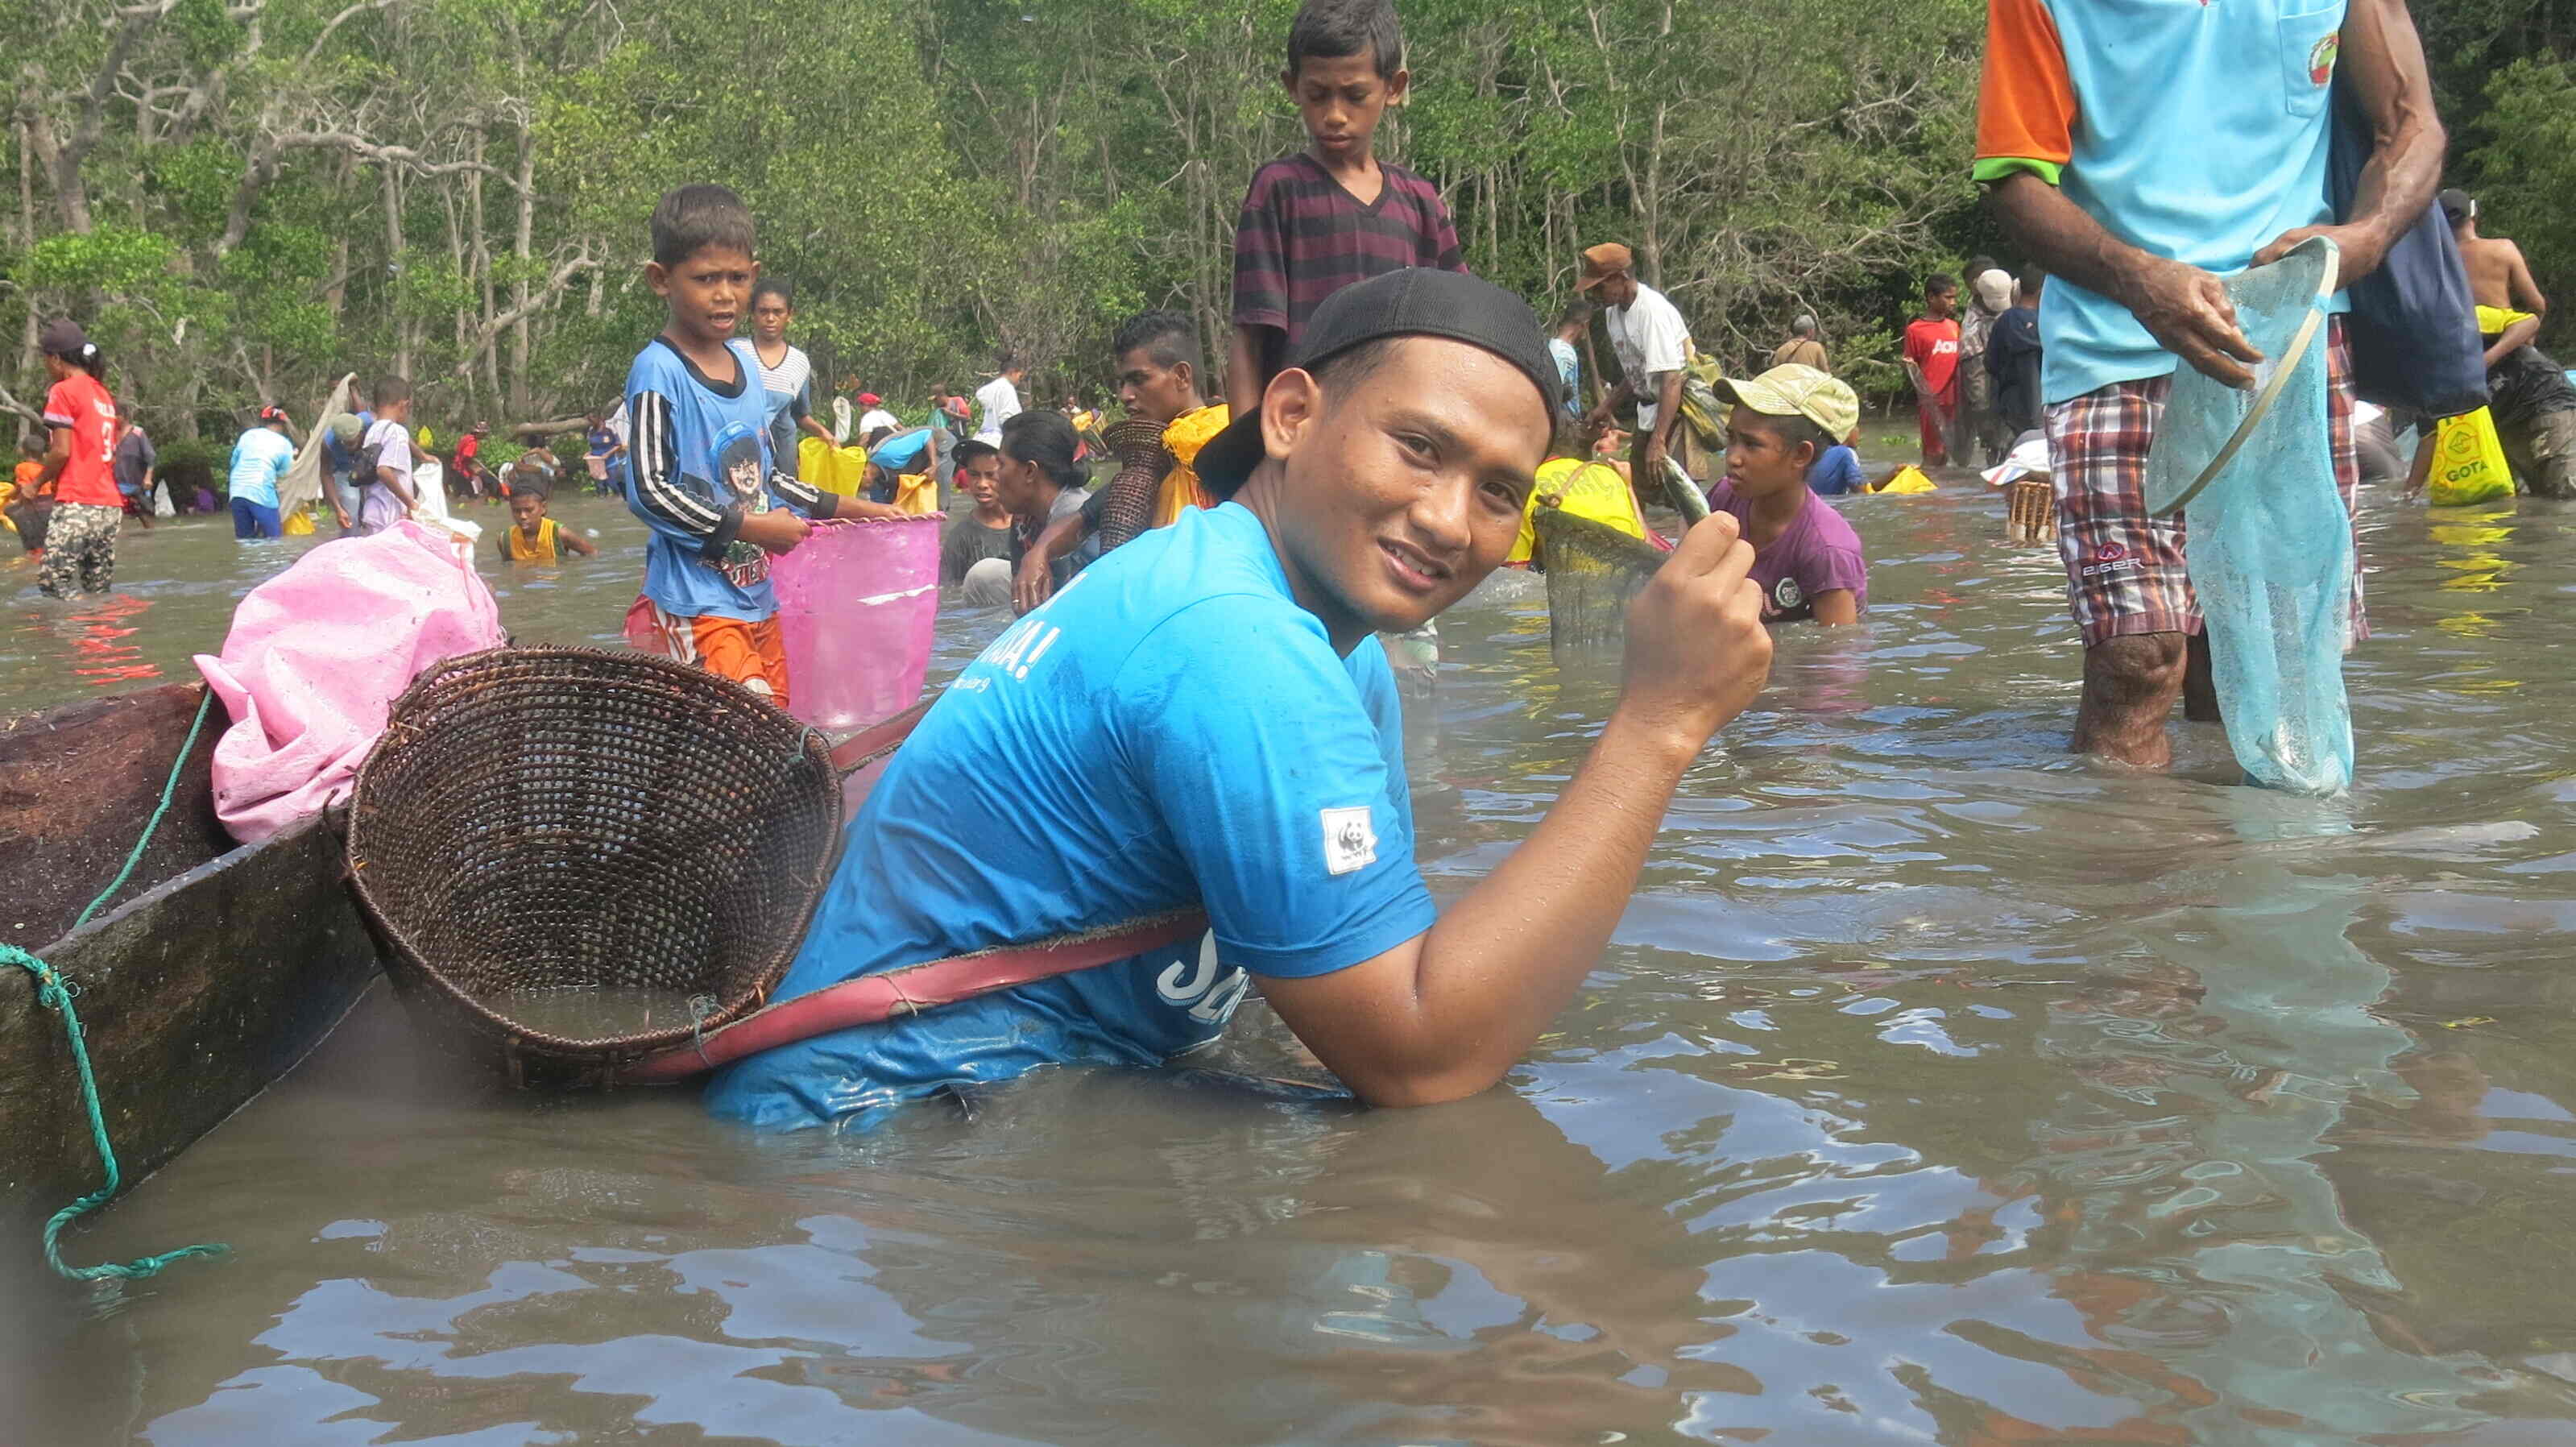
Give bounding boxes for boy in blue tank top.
[621,184,903,704]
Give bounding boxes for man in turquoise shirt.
[710,270,1776,1132]
[1975,0,2441,767]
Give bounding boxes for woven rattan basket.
[346,646,843,1083]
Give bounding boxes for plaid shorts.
[2047,320,2363,648]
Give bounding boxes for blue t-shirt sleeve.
[1114,595,1437,979]
[268,437,292,481]
[1808,446,1863,495]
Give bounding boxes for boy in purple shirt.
[1707,365,1869,625]
[1224,0,1465,417]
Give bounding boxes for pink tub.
[770,516,943,734]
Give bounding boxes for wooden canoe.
[0,682,381,1241]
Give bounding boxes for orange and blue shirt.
[1975,0,2349,403]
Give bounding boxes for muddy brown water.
[7,481,2576,1444]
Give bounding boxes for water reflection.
[14,487,2576,1444]
[1997,856,2496,1442]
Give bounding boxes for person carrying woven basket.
[620,185,906,705]
[1013,309,1230,613]
[705,268,1774,1134]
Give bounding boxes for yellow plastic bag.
[283,505,316,536]
[1510,458,1643,565]
[891,473,938,516]
[1153,405,1228,529]
[797,436,873,495]
[1874,464,1938,495]
[2429,407,2514,507]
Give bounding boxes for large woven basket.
[346,646,843,1082]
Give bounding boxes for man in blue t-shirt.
[708,268,1776,1132]
[1976,0,2441,767]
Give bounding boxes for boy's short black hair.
[752,276,793,307]
[375,375,413,405]
[19,435,42,458]
[2020,264,2047,296]
[1924,272,1959,296]
[649,184,757,269]
[513,481,551,504]
[1112,309,1202,374]
[1557,298,1595,328]
[952,439,1000,470]
[1286,0,1403,80]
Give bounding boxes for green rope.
[9,690,227,1282]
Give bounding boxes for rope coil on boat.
[11,690,230,1283]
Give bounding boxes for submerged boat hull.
[0,683,381,1242]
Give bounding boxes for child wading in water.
[498,485,597,562]
[6,436,50,558]
[620,184,901,705]
[1708,364,1870,625]
[33,319,122,598]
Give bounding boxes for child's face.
[651,244,756,348]
[1116,345,1196,425]
[751,292,791,345]
[962,454,1003,506]
[1283,50,1406,166]
[1724,411,1813,497]
[511,493,545,529]
[1926,284,1958,321]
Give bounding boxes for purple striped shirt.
[1231,154,1466,354]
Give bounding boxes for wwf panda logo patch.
[1772,576,1804,612]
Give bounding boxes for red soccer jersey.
[43,372,118,507]
[1903,317,1963,403]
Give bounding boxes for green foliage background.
[0,0,2554,441]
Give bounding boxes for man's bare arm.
[1258,513,1772,1106]
[2507,242,2549,320]
[1989,173,2263,388]
[1014,507,1094,615]
[2485,315,2540,370]
[2253,0,2443,284]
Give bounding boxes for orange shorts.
[626,596,791,706]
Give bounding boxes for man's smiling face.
[1256,337,1551,648]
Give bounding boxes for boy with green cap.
[1709,364,1869,625]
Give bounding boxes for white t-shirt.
[859,407,900,436]
[363,418,415,488]
[1605,283,1692,430]
[975,377,1022,445]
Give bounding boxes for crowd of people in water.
[0,0,2541,1130]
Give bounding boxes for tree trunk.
[509,110,536,417]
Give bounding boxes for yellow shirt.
[1510,458,1645,566]
[502,516,561,562]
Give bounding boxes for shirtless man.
[2449,189,2545,317]
[2446,189,2576,498]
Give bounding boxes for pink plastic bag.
[193,520,506,844]
[770,517,942,733]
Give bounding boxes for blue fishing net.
[2163,241,2354,795]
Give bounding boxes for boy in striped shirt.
[1224,0,1464,418]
